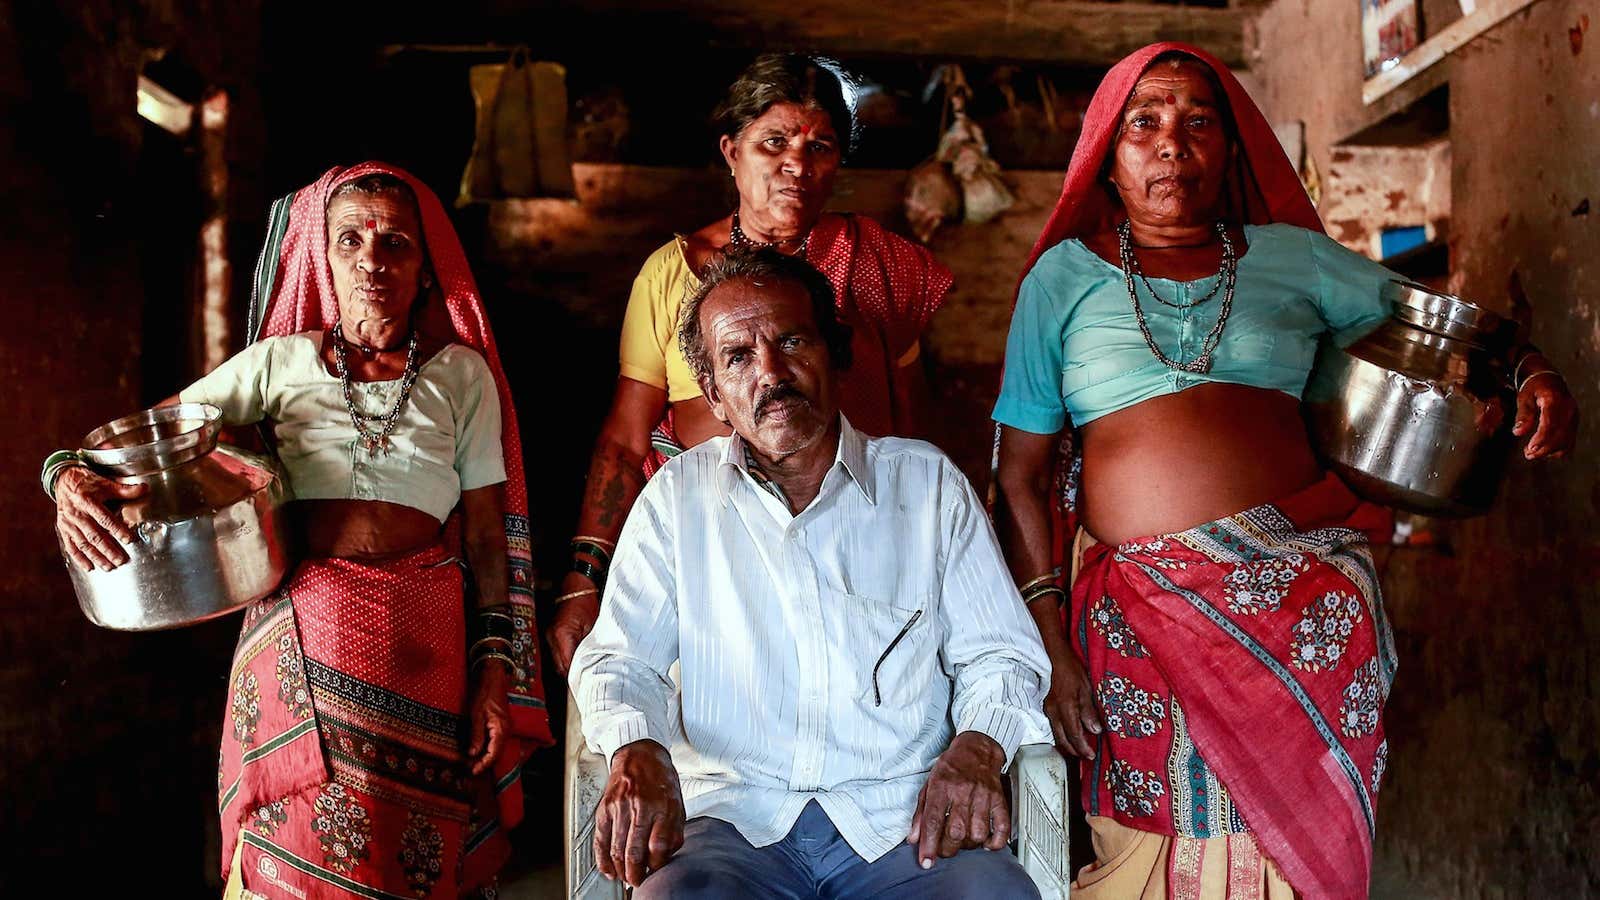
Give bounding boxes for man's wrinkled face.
[698,277,838,461]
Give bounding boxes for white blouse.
[179,332,505,521]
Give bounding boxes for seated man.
[570,248,1052,900]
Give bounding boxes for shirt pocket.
[822,587,940,711]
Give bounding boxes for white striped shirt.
[572,416,1052,862]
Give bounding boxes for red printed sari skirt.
[217,545,508,898]
[1071,474,1397,900]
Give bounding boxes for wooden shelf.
[1362,0,1543,105]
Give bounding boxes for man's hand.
[594,739,685,888]
[907,731,1010,868]
[546,574,602,677]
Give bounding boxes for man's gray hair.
[678,248,853,384]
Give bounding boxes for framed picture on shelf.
[1362,0,1421,77]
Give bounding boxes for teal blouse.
[993,223,1402,433]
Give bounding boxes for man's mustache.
[755,385,809,420]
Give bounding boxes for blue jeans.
[633,801,1042,900]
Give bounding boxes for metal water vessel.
[1305,280,1516,517]
[64,403,290,629]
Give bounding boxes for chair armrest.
[564,693,627,900]
[1010,743,1072,899]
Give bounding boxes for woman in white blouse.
[46,163,553,899]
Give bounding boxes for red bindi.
[365,219,377,229]
[1165,93,1177,104]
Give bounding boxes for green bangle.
[41,450,84,501]
[570,557,607,589]
[474,608,516,644]
[570,539,613,567]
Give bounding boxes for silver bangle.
[1517,369,1565,392]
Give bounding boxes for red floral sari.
[1073,475,1396,900]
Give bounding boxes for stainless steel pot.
[64,403,291,630]
[1305,280,1517,517]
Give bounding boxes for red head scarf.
[251,162,553,847]
[1015,41,1322,307]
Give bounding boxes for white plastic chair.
[563,697,1072,899]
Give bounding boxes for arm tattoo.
[597,473,626,528]
[584,445,645,531]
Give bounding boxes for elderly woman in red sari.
[545,53,953,672]
[991,45,1577,899]
[47,163,553,898]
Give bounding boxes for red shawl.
[1016,41,1322,293]
[796,212,952,438]
[254,161,554,807]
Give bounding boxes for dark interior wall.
[0,6,578,891]
[0,1,262,894]
[1250,1,1600,896]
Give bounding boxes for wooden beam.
[534,1,1248,67]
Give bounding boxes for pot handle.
[136,520,169,552]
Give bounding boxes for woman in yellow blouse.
[545,54,953,673]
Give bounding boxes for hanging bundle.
[936,66,1014,225]
[905,157,962,244]
[458,47,574,205]
[904,65,1016,242]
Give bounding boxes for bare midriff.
[294,499,442,560]
[1078,382,1324,545]
[668,398,733,447]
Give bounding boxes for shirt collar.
[716,414,876,508]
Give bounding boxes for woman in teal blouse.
[990,44,1577,897]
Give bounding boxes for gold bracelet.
[555,587,599,605]
[571,534,617,550]
[1023,586,1067,607]
[1017,570,1061,596]
[472,651,521,678]
[469,636,513,657]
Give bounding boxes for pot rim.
[79,403,223,475]
[1381,279,1506,345]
